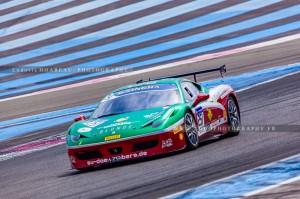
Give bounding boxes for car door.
[181,81,224,137]
[180,81,208,136]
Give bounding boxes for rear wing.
[136,65,226,84]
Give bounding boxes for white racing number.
[195,106,204,129]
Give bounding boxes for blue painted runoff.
[202,62,300,90]
[0,103,97,127]
[165,154,300,199]
[0,112,91,141]
[0,63,299,141]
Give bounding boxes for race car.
[67,65,241,170]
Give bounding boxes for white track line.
[0,133,66,162]
[241,176,300,198]
[236,70,300,93]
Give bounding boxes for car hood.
[67,105,182,147]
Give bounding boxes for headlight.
[70,135,80,142]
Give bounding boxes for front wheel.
[226,97,240,136]
[184,111,199,150]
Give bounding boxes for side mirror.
[74,115,86,122]
[192,94,210,107]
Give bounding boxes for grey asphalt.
[1,63,300,199]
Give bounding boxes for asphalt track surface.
[1,39,300,199]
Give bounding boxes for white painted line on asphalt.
[236,70,300,93]
[0,142,65,162]
[241,175,300,198]
[0,133,66,162]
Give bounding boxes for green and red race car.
[67,66,241,170]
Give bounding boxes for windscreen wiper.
[97,113,120,118]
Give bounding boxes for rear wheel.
[227,97,240,136]
[184,111,199,150]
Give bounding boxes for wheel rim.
[228,99,240,130]
[184,113,198,145]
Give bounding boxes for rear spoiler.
[136,65,226,84]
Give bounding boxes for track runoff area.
[0,38,300,198]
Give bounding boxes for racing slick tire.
[184,111,199,150]
[226,97,241,136]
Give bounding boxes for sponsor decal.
[179,133,184,141]
[173,125,183,134]
[77,127,92,133]
[104,134,120,141]
[201,123,212,132]
[116,85,160,95]
[207,109,213,121]
[98,124,134,134]
[114,84,177,96]
[142,113,162,128]
[87,151,147,165]
[144,112,162,119]
[83,119,108,128]
[211,119,218,129]
[115,117,129,123]
[162,138,173,148]
[223,110,227,120]
[102,84,177,101]
[195,106,203,115]
[104,122,133,128]
[195,106,204,129]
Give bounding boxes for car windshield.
[92,84,182,118]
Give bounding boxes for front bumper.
[67,125,186,169]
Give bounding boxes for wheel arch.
[228,93,241,120]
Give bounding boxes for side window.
[189,82,201,95]
[181,82,201,102]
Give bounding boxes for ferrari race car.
[67,65,241,170]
